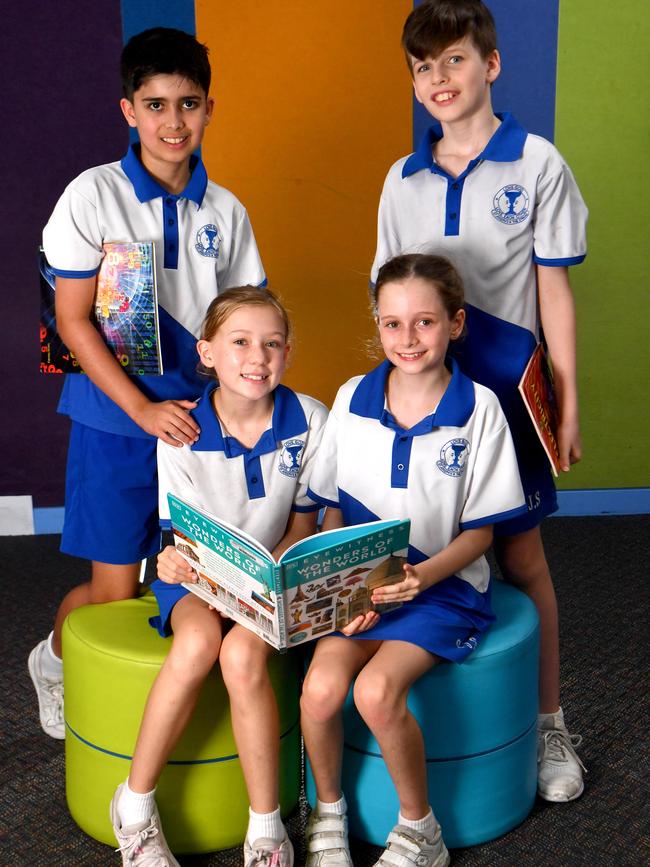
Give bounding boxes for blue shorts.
[61,422,161,564]
[149,579,190,637]
[348,575,495,662]
[494,398,558,537]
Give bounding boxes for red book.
[518,343,561,478]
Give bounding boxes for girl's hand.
[157,546,197,584]
[341,611,380,635]
[372,563,425,604]
[558,416,582,472]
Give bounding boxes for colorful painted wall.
[2,0,647,520]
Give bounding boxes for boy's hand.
[341,611,380,635]
[134,399,200,446]
[558,416,582,472]
[372,563,424,604]
[157,546,197,584]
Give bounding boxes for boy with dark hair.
[372,0,587,810]
[29,27,265,747]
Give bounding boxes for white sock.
[41,632,63,680]
[538,706,565,730]
[118,779,156,828]
[247,806,285,843]
[317,793,347,816]
[398,808,437,838]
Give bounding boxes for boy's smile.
[120,73,213,192]
[410,37,499,127]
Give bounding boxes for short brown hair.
[402,0,497,70]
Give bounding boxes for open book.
[518,342,560,477]
[39,242,162,375]
[167,493,411,650]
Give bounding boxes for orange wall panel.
[197,1,412,405]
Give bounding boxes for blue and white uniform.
[42,145,265,562]
[43,145,265,437]
[371,113,588,531]
[152,381,328,636]
[307,360,526,661]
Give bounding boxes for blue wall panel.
[413,0,559,145]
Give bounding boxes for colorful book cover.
[167,494,411,651]
[518,342,561,477]
[39,242,162,375]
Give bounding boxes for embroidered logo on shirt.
[195,224,222,258]
[278,439,305,477]
[491,184,530,225]
[436,438,470,477]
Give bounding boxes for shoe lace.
[44,681,64,726]
[116,818,170,865]
[249,845,285,867]
[542,729,587,772]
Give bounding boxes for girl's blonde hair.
[201,285,293,343]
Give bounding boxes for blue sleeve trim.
[159,519,172,531]
[292,502,321,514]
[49,266,100,278]
[306,487,339,509]
[258,277,268,288]
[532,254,586,267]
[460,503,528,530]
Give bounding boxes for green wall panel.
[555,0,650,489]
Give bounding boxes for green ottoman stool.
[62,594,301,853]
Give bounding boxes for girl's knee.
[168,623,221,676]
[301,666,349,722]
[220,633,269,690]
[353,670,403,729]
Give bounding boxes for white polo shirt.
[307,361,526,593]
[43,146,266,437]
[158,382,328,551]
[371,113,588,402]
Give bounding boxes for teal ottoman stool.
[306,580,539,849]
[63,594,301,853]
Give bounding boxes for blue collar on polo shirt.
[191,381,308,456]
[120,144,208,206]
[350,358,476,434]
[402,112,528,179]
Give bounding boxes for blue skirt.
[149,579,190,637]
[348,575,495,662]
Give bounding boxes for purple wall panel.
[1,1,126,505]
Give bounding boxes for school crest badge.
[195,224,222,258]
[491,184,530,225]
[278,439,304,478]
[437,438,470,478]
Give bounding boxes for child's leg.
[494,526,559,711]
[495,526,585,801]
[52,561,142,657]
[354,641,449,867]
[301,635,379,803]
[219,626,282,814]
[127,594,223,793]
[353,640,437,819]
[220,626,294,864]
[111,593,222,865]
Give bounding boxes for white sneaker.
[244,833,294,867]
[110,784,180,866]
[538,725,586,802]
[373,824,450,867]
[28,639,64,739]
[305,811,352,867]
